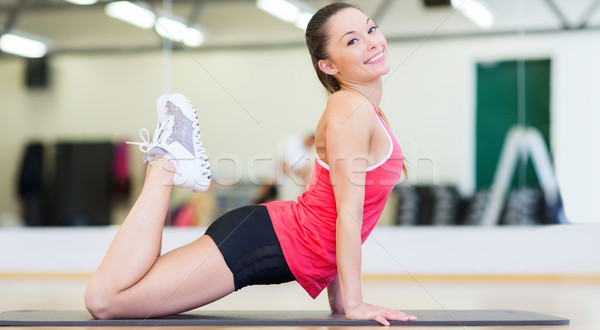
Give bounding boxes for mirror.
[2,0,597,227]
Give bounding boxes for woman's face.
[320,8,390,86]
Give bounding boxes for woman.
[85,3,415,326]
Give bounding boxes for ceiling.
[1,0,599,55]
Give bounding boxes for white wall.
[2,225,599,275]
[1,29,598,223]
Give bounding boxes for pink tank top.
[264,106,403,298]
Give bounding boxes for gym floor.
[1,276,598,329]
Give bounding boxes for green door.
[476,59,551,189]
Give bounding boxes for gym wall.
[0,30,598,224]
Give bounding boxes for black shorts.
[204,205,296,291]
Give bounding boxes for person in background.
[252,132,315,204]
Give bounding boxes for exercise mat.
[0,309,569,326]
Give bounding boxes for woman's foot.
[129,93,211,192]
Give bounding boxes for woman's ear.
[318,60,338,76]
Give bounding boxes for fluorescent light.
[183,27,205,47]
[105,1,156,29]
[461,1,494,28]
[64,0,97,5]
[155,15,205,47]
[155,16,187,41]
[257,0,300,23]
[257,0,315,30]
[451,0,494,29]
[0,33,47,58]
[294,11,313,30]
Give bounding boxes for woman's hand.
[330,300,345,315]
[345,302,417,326]
[329,292,345,314]
[327,276,345,314]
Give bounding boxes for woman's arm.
[325,96,369,313]
[325,94,416,326]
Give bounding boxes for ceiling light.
[105,1,156,29]
[0,33,47,58]
[294,11,313,30]
[183,27,205,47]
[257,0,300,23]
[451,0,494,29]
[257,0,315,30]
[155,16,205,47]
[64,0,97,5]
[155,16,187,41]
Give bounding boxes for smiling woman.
[3,0,599,328]
[83,3,414,326]
[305,2,407,179]
[315,10,390,84]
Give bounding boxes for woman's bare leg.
[90,159,173,291]
[85,157,234,319]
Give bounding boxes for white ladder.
[480,125,560,226]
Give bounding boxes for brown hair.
[305,2,359,94]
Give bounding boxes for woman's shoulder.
[325,91,374,124]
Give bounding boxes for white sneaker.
[139,93,172,164]
[128,93,211,192]
[127,94,172,164]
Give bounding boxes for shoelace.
[126,115,173,155]
[126,128,153,153]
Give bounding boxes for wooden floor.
[0,276,598,329]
